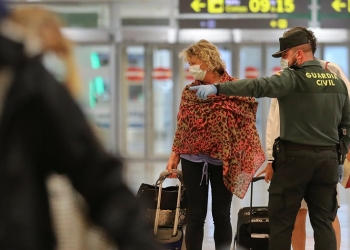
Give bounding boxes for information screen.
[179,0,310,15]
[320,19,350,29]
[178,18,308,29]
[319,0,350,15]
[318,1,350,28]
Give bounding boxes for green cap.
[272,29,309,58]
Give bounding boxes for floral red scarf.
[172,71,265,199]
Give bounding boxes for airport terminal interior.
[7,0,350,249]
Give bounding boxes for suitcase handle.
[252,176,265,183]
[251,233,269,239]
[154,170,183,237]
[154,170,185,208]
[249,175,266,236]
[156,170,183,186]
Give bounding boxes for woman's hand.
[166,152,180,178]
[256,162,274,183]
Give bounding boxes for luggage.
[137,177,187,227]
[234,176,269,250]
[138,170,185,250]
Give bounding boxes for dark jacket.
[0,33,160,250]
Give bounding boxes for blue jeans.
[181,158,233,250]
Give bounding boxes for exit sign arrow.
[331,0,347,12]
[191,0,207,12]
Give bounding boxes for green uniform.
[218,60,350,250]
[219,60,350,150]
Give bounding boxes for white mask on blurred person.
[280,51,298,69]
[189,63,207,81]
[42,52,67,83]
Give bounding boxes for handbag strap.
[154,170,183,237]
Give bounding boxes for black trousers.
[268,144,339,250]
[181,158,233,250]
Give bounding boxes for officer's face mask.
[280,50,299,69]
[189,62,207,81]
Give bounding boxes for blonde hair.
[179,39,226,76]
[8,6,81,98]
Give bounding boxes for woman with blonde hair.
[166,39,265,250]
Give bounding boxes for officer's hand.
[256,163,274,183]
[338,164,344,183]
[189,85,217,100]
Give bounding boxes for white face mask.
[280,51,298,69]
[189,63,207,81]
[42,52,67,83]
[280,58,289,70]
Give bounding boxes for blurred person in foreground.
[166,39,265,250]
[7,6,112,250]
[256,26,349,250]
[190,28,350,250]
[0,2,161,250]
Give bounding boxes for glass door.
[74,44,114,150]
[120,44,176,159]
[323,45,349,79]
[120,45,146,157]
[150,46,174,156]
[266,45,281,77]
[240,44,269,151]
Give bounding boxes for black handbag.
[136,170,187,226]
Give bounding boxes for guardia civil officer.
[189,28,350,250]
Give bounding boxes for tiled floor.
[125,161,350,250]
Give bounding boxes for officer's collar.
[291,60,322,70]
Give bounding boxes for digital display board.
[178,18,309,29]
[319,0,350,15]
[318,0,350,28]
[320,18,350,29]
[179,0,310,15]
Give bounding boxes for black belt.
[283,141,337,151]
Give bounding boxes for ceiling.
[7,0,350,44]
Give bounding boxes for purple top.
[180,153,223,185]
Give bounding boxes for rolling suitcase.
[234,176,269,250]
[153,170,185,250]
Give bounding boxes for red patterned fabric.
[172,71,266,199]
